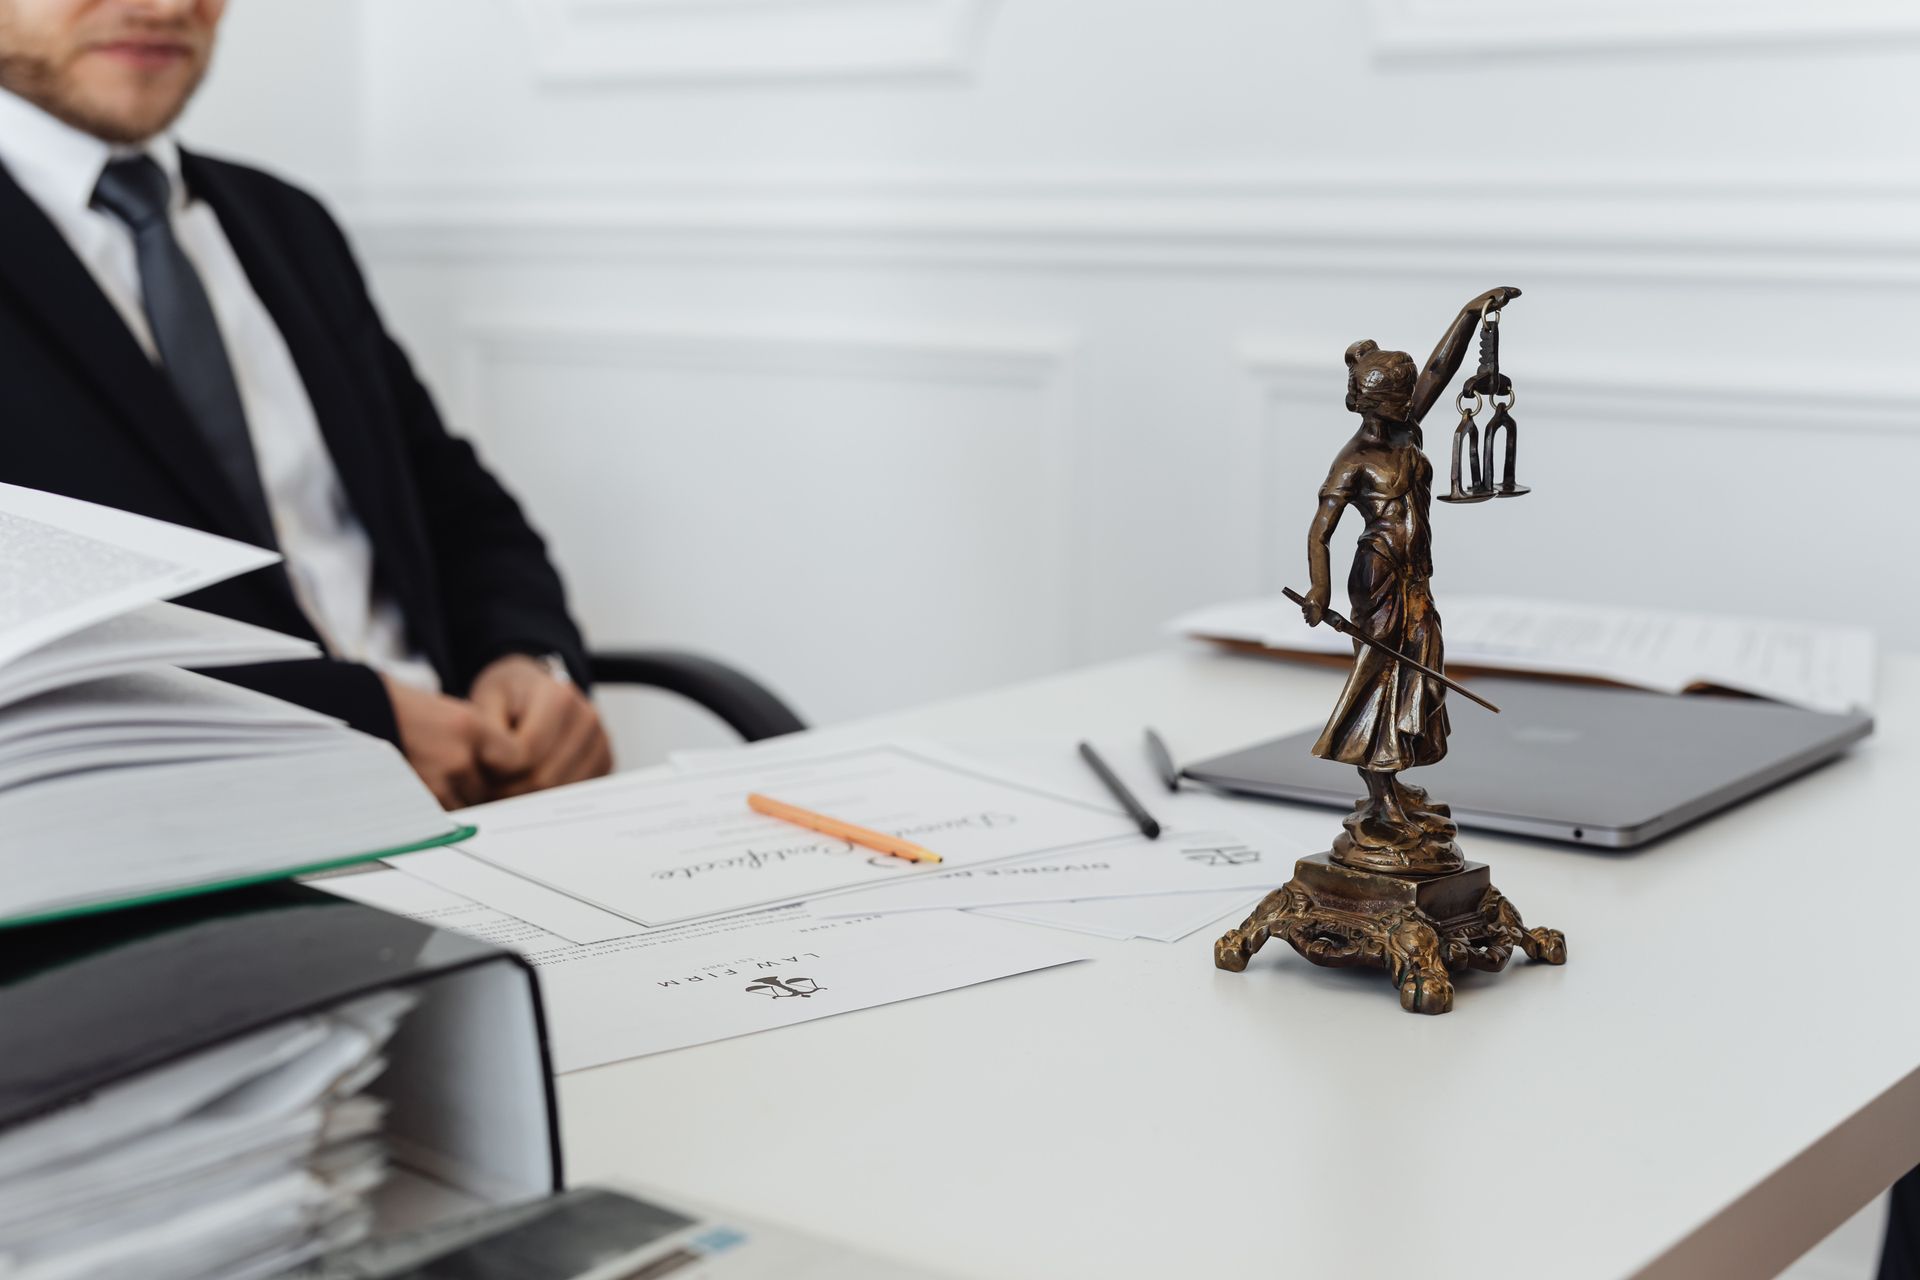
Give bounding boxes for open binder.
[0,882,561,1269]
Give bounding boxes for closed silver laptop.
[1180,677,1873,849]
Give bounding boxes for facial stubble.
[0,36,209,145]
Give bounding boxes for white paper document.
[668,735,1319,943]
[450,743,1135,927]
[1170,593,1877,714]
[323,870,1089,1072]
[389,845,640,944]
[388,836,1261,946]
[0,483,277,671]
[810,829,1284,917]
[976,890,1261,943]
[916,735,1328,854]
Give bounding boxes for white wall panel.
[454,320,1081,729]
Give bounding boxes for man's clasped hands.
[383,654,612,809]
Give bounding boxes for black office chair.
[1881,1165,1919,1279]
[587,649,806,743]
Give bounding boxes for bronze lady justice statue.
[1214,287,1566,1014]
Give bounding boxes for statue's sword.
[1282,587,1501,714]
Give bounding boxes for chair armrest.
[587,649,807,743]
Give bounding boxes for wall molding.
[510,0,998,86]
[1368,0,1920,58]
[343,171,1920,286]
[456,318,1071,395]
[1237,340,1920,595]
[1239,342,1920,437]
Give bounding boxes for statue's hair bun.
[1345,339,1380,367]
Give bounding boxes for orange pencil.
[746,793,943,864]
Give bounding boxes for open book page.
[0,601,316,706]
[0,668,345,792]
[0,668,338,746]
[0,483,278,671]
[1171,594,1877,713]
[1433,596,1876,714]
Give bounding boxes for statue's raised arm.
[1408,286,1521,425]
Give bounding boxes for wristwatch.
[533,652,572,685]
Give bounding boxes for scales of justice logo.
[1183,842,1261,868]
[745,976,827,999]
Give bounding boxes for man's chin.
[18,68,202,145]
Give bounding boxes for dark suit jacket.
[0,150,587,744]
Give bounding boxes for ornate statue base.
[1213,853,1566,1015]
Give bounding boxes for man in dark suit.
[0,0,611,807]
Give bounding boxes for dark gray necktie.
[91,155,275,545]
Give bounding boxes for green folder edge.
[0,824,479,932]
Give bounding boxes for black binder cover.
[0,881,561,1191]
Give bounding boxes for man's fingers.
[469,676,515,729]
[579,731,613,784]
[490,774,539,801]
[484,694,611,799]
[383,678,514,808]
[478,679,580,782]
[475,710,528,777]
[536,710,612,792]
[426,774,464,810]
[492,720,609,799]
[523,709,590,791]
[449,761,489,809]
[429,756,488,810]
[499,687,593,783]
[509,681,576,770]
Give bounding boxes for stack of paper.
[324,736,1325,1073]
[1170,593,1877,714]
[0,991,414,1280]
[0,484,463,927]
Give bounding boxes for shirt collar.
[142,134,188,210]
[0,85,187,219]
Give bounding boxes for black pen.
[1078,740,1162,840]
[1143,727,1181,793]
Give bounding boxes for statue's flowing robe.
[1311,431,1451,771]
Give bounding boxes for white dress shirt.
[0,89,440,692]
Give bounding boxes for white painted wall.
[177,0,361,197]
[178,2,1915,1270]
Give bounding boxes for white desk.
[560,648,1918,1279]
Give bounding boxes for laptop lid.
[1180,678,1873,849]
